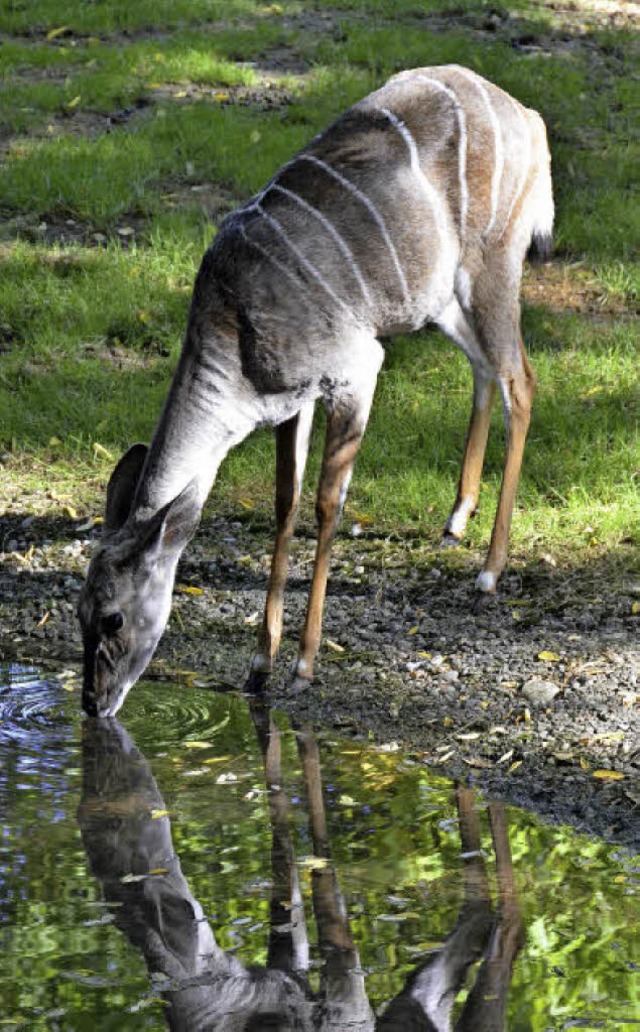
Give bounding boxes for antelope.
[78,64,554,717]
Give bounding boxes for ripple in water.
[0,664,79,749]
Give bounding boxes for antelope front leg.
[248,404,314,688]
[443,373,496,545]
[292,405,369,690]
[477,347,535,594]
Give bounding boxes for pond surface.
[0,664,638,1031]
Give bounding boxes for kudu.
[78,706,524,1030]
[79,65,554,715]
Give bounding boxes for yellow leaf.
[175,584,204,595]
[36,611,51,628]
[150,809,169,819]
[592,769,625,781]
[174,90,188,99]
[537,651,560,662]
[63,504,77,519]
[523,707,532,723]
[137,310,149,323]
[508,760,523,774]
[213,91,230,102]
[66,95,81,109]
[443,716,454,727]
[49,436,62,446]
[149,867,168,876]
[352,511,374,526]
[417,651,431,659]
[408,625,419,636]
[614,875,627,884]
[632,601,640,616]
[184,741,212,749]
[326,639,345,653]
[579,757,590,771]
[46,25,69,40]
[338,794,356,806]
[238,497,255,510]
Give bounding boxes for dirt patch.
[0,509,637,850]
[523,261,638,317]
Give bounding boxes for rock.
[522,678,560,707]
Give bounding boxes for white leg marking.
[498,374,512,429]
[379,107,449,246]
[446,494,476,538]
[271,184,373,306]
[476,569,497,593]
[453,67,504,236]
[254,204,350,313]
[409,76,469,239]
[299,153,410,305]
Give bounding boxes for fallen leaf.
[592,769,625,781]
[238,497,255,510]
[63,504,77,519]
[46,25,69,40]
[184,741,212,749]
[66,95,81,109]
[537,650,560,662]
[443,716,454,728]
[175,584,204,595]
[462,757,493,768]
[507,760,523,774]
[150,809,169,819]
[326,639,345,653]
[408,625,419,636]
[632,601,640,616]
[456,732,481,741]
[36,611,51,628]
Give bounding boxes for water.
[0,665,637,1031]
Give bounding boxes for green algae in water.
[0,666,638,1030]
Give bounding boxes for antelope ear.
[141,479,201,558]
[104,443,148,534]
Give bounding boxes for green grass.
[0,0,638,566]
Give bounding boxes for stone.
[522,678,560,707]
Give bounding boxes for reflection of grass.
[0,0,637,564]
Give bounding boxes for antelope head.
[78,444,200,717]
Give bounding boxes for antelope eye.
[101,612,124,636]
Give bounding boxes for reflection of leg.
[296,725,374,1031]
[250,403,314,685]
[378,787,493,1032]
[249,698,309,974]
[456,804,524,1032]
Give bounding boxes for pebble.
[522,678,561,707]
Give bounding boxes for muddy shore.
[0,509,638,852]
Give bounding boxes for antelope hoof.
[476,569,498,594]
[289,675,312,696]
[440,530,462,549]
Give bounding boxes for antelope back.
[206,64,553,366]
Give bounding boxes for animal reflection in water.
[78,705,524,1031]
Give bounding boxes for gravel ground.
[1,509,638,852]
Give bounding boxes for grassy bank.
[0,0,637,570]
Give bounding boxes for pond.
[0,664,638,1031]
